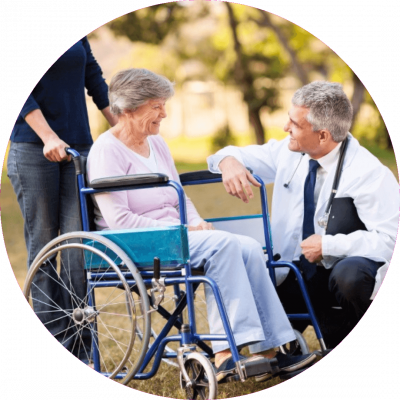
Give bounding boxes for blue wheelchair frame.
[179,172,327,352]
[68,148,246,382]
[67,147,326,383]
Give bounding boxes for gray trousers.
[188,230,295,354]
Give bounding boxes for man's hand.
[301,234,323,263]
[219,156,261,203]
[188,221,215,231]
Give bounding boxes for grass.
[0,141,397,398]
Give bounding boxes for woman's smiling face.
[129,98,167,136]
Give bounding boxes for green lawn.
[0,142,397,398]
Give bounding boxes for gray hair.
[292,81,353,142]
[109,68,175,115]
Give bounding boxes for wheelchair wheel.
[279,329,310,356]
[23,232,151,384]
[179,352,217,400]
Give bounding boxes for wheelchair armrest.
[89,173,169,189]
[179,170,220,183]
[179,168,254,184]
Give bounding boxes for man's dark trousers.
[276,256,382,349]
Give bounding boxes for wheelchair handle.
[65,147,80,158]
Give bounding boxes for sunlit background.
[1,2,397,398]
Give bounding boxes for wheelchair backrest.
[206,216,266,248]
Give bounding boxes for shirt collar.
[311,142,342,173]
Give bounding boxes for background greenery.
[1,1,398,398]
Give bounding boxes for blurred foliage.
[106,1,391,149]
[350,89,392,150]
[108,4,187,44]
[210,124,236,153]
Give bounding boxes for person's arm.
[88,141,178,230]
[82,38,119,130]
[93,189,176,230]
[302,168,399,263]
[321,169,399,261]
[101,106,118,127]
[81,37,109,112]
[24,109,70,162]
[207,138,284,203]
[218,156,261,203]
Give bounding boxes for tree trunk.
[225,2,266,144]
[249,108,265,144]
[350,73,365,131]
[257,11,309,85]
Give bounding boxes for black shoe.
[276,351,317,372]
[255,352,317,382]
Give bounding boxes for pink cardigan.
[87,131,204,230]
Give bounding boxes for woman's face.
[129,98,167,136]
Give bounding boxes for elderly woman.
[87,68,316,381]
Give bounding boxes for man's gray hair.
[109,68,175,115]
[292,81,353,142]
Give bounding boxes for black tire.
[180,352,218,400]
[23,232,150,384]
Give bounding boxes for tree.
[252,9,369,131]
[106,2,388,147]
[224,3,283,144]
[108,2,287,144]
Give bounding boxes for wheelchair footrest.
[220,358,279,384]
[245,357,279,378]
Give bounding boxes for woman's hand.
[188,221,215,231]
[43,137,71,162]
[24,109,71,162]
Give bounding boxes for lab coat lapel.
[315,134,359,217]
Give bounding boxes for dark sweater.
[11,37,109,145]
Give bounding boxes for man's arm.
[302,168,399,264]
[218,156,261,203]
[207,139,286,202]
[323,169,398,262]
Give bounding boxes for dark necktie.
[300,159,320,280]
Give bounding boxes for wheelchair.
[22,148,326,399]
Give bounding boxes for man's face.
[284,106,321,155]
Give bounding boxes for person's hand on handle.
[24,109,71,162]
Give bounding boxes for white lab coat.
[207,134,399,299]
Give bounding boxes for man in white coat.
[207,81,399,348]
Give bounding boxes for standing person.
[208,81,399,349]
[7,36,117,364]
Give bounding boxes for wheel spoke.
[25,234,150,382]
[44,256,82,309]
[30,282,71,316]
